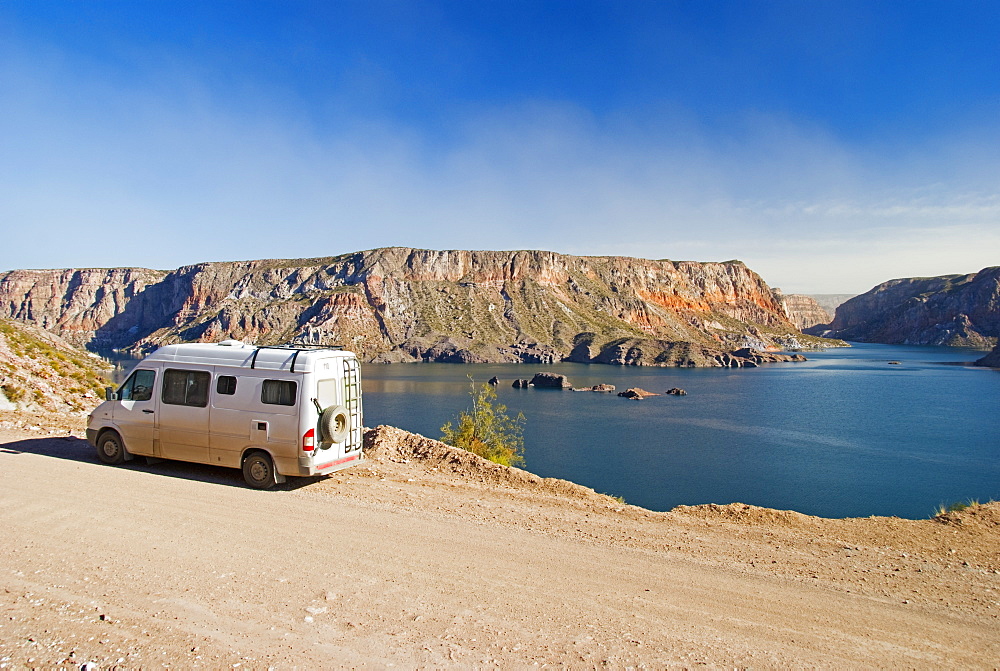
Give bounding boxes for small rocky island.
[618,388,659,400]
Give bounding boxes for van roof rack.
[249,343,344,373]
[285,342,344,349]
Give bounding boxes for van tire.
[319,405,350,444]
[242,451,277,489]
[96,431,127,465]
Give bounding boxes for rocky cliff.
[806,267,1000,348]
[808,294,856,317]
[0,267,168,349]
[774,291,832,330]
[0,248,836,366]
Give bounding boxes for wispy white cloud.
[1,38,997,294]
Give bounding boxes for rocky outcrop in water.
[618,388,658,400]
[0,248,835,366]
[975,343,1000,368]
[806,267,1000,349]
[529,372,572,389]
[727,347,807,366]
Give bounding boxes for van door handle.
[142,409,155,414]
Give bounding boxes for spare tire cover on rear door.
[319,405,350,444]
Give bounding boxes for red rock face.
[0,248,813,364]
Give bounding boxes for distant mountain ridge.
[807,294,856,316]
[773,291,831,330]
[0,248,835,366]
[806,267,1000,348]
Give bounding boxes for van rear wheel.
[242,451,277,489]
[96,431,126,465]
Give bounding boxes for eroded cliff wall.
[806,267,1000,348]
[775,292,832,330]
[0,248,831,365]
[0,268,167,348]
[808,294,856,317]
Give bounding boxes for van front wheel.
[242,451,277,489]
[96,431,126,465]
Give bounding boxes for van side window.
[216,375,237,395]
[162,369,210,407]
[262,379,297,406]
[119,369,156,402]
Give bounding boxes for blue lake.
[360,343,1000,519]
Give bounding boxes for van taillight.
[303,428,315,452]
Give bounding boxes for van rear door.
[315,356,363,457]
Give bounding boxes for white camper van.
[86,340,364,488]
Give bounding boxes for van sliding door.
[158,368,211,463]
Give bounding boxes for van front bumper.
[85,429,98,447]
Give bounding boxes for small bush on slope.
[441,379,525,467]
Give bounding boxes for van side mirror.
[105,387,119,401]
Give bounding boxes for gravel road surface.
[1,424,997,668]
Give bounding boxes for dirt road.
[1,423,998,668]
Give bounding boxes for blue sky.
[1,1,998,293]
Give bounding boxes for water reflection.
[361,344,1000,519]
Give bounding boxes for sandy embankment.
[0,411,998,668]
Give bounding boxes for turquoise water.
[361,344,1000,519]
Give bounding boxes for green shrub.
[1,383,24,403]
[932,498,981,517]
[441,378,525,467]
